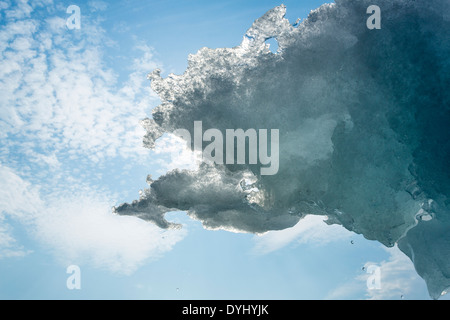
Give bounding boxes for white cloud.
[34,193,186,273]
[0,1,159,164]
[325,281,364,300]
[361,246,428,300]
[152,133,200,175]
[0,1,186,273]
[0,164,40,258]
[0,164,43,219]
[0,164,186,273]
[4,0,33,20]
[326,245,429,300]
[0,1,9,10]
[88,1,108,12]
[0,219,30,259]
[252,215,353,255]
[252,215,430,300]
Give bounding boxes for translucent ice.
[115,0,450,298]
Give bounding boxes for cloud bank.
[116,0,450,298]
[252,215,352,255]
[0,0,185,272]
[326,245,429,300]
[0,163,186,273]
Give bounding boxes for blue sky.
[0,0,445,300]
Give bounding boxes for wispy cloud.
[0,1,159,164]
[0,219,30,259]
[361,246,428,300]
[35,192,186,274]
[252,215,353,255]
[88,1,108,12]
[0,164,186,273]
[152,133,200,175]
[0,1,186,273]
[326,245,429,300]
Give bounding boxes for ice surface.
[115,0,450,298]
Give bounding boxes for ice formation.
[115,0,450,298]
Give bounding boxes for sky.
[0,0,447,300]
